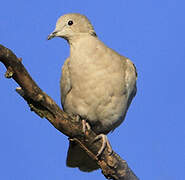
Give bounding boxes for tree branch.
[0,44,139,180]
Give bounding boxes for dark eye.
[68,20,73,26]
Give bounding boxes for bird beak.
[47,31,58,40]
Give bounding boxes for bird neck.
[68,34,100,63]
[67,32,97,46]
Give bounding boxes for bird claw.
[82,119,91,134]
[94,134,112,157]
[76,116,112,157]
[76,115,91,134]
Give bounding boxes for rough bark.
[0,44,139,180]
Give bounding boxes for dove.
[48,13,137,172]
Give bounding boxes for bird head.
[48,13,96,41]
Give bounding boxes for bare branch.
[0,44,139,180]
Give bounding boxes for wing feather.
[60,58,71,109]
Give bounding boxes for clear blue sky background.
[0,0,184,180]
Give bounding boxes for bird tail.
[66,140,99,172]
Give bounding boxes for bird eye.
[68,20,73,26]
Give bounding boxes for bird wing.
[60,58,72,109]
[124,58,137,109]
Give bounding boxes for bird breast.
[64,36,129,134]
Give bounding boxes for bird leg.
[76,115,112,157]
[75,115,91,134]
[82,119,91,133]
[94,134,113,157]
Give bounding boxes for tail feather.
[66,141,99,172]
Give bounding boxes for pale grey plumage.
[48,13,137,172]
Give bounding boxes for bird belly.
[63,44,133,134]
[64,67,128,134]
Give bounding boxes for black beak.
[47,31,58,40]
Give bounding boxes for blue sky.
[0,0,185,179]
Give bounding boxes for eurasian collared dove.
[48,13,137,172]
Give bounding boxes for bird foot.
[82,119,91,133]
[94,134,113,157]
[76,115,91,134]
